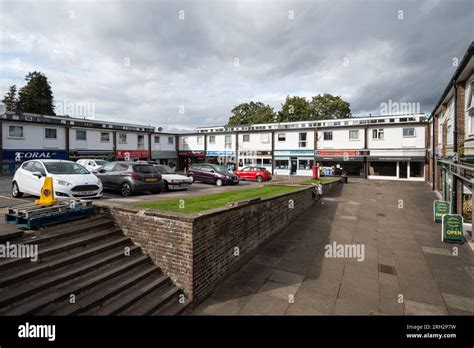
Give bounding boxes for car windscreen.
[44,162,90,174]
[133,165,157,173]
[95,160,107,166]
[155,166,175,174]
[213,165,230,174]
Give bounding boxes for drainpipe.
[432,116,435,190]
[364,126,368,179]
[452,79,458,213]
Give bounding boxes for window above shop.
[372,129,384,140]
[403,127,415,137]
[76,130,87,141]
[168,136,174,145]
[118,133,127,143]
[349,130,359,140]
[8,125,23,138]
[45,128,57,139]
[299,132,307,148]
[209,135,216,144]
[154,136,160,144]
[277,133,286,142]
[137,135,145,149]
[196,136,203,144]
[243,134,250,142]
[101,132,110,142]
[261,133,270,143]
[323,131,333,141]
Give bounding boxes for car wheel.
[120,183,132,197]
[256,175,263,183]
[164,181,169,192]
[188,175,194,183]
[12,181,23,198]
[216,179,223,187]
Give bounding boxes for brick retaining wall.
[98,180,341,305]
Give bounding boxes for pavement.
[193,178,474,315]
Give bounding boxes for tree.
[308,93,351,120]
[2,85,18,112]
[277,95,310,122]
[227,101,276,125]
[17,71,55,115]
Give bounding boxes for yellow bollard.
[35,176,57,206]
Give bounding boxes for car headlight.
[54,179,72,186]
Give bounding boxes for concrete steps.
[0,216,188,315]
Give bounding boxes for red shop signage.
[115,150,150,158]
[178,151,205,157]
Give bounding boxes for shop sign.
[441,214,464,243]
[433,200,450,223]
[115,150,150,159]
[238,150,272,156]
[274,150,313,156]
[178,150,205,157]
[315,150,370,157]
[449,163,474,182]
[206,151,235,156]
[2,150,68,163]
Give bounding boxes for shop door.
[399,162,408,179]
[290,157,297,174]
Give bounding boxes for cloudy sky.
[1,0,473,132]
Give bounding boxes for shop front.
[69,150,114,161]
[445,161,474,232]
[178,150,205,171]
[115,150,150,161]
[206,151,236,170]
[151,150,178,168]
[315,150,368,177]
[238,150,272,171]
[274,150,314,176]
[367,156,425,181]
[1,149,68,174]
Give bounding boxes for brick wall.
[98,180,341,306]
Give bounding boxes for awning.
[315,156,365,162]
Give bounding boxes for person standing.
[317,182,324,205]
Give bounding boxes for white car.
[12,159,103,199]
[153,164,193,191]
[76,159,108,173]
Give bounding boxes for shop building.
[151,132,178,167]
[430,42,474,232]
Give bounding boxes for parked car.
[12,159,103,199]
[233,166,272,182]
[76,159,108,173]
[187,163,239,187]
[95,162,163,197]
[153,164,193,191]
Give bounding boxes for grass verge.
[137,185,301,214]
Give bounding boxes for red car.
[233,166,272,182]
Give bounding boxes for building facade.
[429,42,474,230]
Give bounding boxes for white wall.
[207,133,236,152]
[179,135,204,151]
[69,128,114,151]
[238,132,272,151]
[116,131,149,151]
[152,134,176,151]
[367,125,425,149]
[2,122,66,149]
[464,73,474,138]
[273,130,314,150]
[317,128,364,149]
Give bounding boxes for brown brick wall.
[456,82,466,155]
[98,181,341,305]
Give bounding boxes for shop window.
[76,130,87,141]
[369,162,396,176]
[372,129,384,140]
[409,162,424,178]
[403,128,415,137]
[101,132,110,142]
[119,133,127,143]
[299,133,307,148]
[137,135,145,149]
[209,135,216,144]
[462,184,472,224]
[323,131,332,141]
[298,159,313,170]
[168,136,174,145]
[8,125,23,138]
[276,160,289,169]
[154,136,160,144]
[45,128,57,139]
[349,130,359,140]
[263,158,272,165]
[244,158,252,165]
[255,158,263,165]
[277,133,286,142]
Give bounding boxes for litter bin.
[312,166,319,179]
[341,174,348,184]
